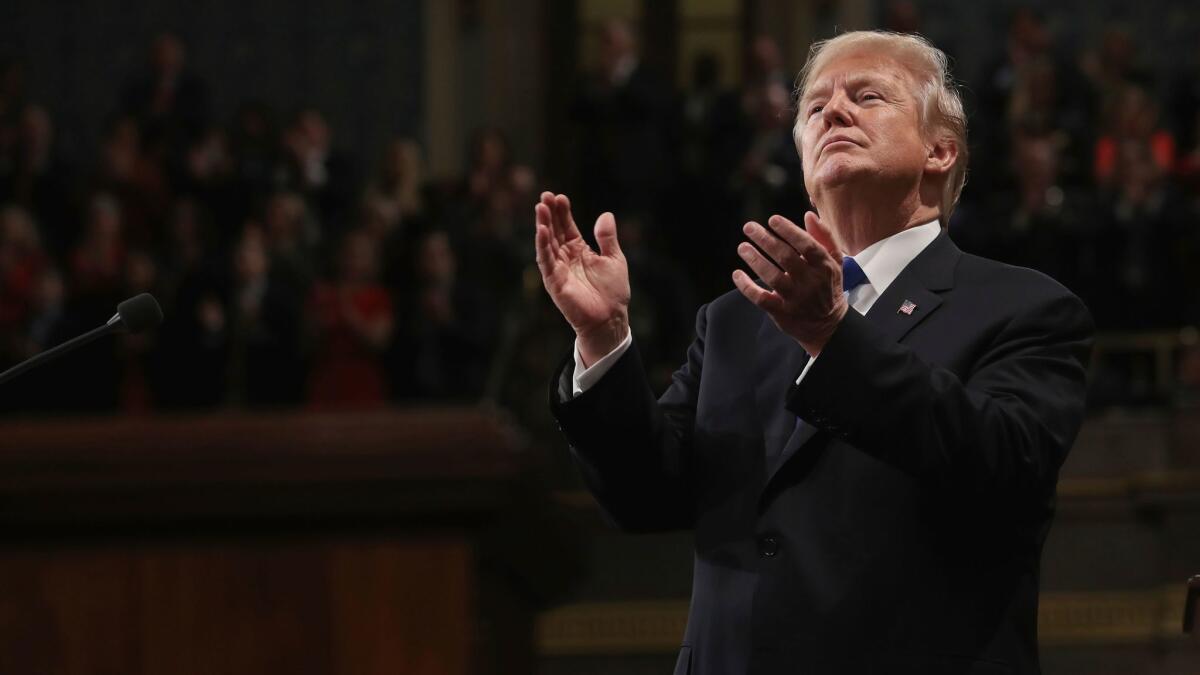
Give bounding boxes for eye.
[808,104,824,116]
[860,92,882,102]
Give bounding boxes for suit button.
[758,536,779,558]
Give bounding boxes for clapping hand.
[732,212,848,356]
[534,192,631,367]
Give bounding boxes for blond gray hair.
[794,31,968,227]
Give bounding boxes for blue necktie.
[842,256,867,294]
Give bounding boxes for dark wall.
[0,0,424,164]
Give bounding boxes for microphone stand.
[0,318,121,387]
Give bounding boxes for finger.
[732,269,786,313]
[737,242,787,290]
[552,194,584,245]
[539,192,558,222]
[535,202,552,231]
[594,212,623,258]
[743,221,802,275]
[545,193,569,246]
[539,193,565,245]
[803,211,843,261]
[766,214,830,266]
[534,223,559,280]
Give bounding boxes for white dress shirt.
[570,220,942,397]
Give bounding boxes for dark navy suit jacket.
[550,232,1093,674]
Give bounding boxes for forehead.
[803,51,915,98]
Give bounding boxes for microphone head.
[116,293,163,334]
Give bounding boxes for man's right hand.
[534,192,630,367]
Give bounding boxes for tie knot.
[842,257,867,293]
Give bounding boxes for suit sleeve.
[788,287,1093,503]
[549,305,708,532]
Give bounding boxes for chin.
[812,157,873,189]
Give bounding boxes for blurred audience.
[391,228,494,401]
[0,17,1197,417]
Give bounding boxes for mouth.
[820,136,861,154]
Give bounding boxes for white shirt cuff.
[571,328,633,397]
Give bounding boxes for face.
[339,232,378,282]
[417,231,456,285]
[235,230,269,282]
[797,52,930,203]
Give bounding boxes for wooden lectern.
[0,408,574,675]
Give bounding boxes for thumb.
[804,211,842,260]
[594,212,623,258]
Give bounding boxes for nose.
[820,90,854,128]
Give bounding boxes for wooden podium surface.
[0,408,570,675]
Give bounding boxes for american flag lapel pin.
[898,299,917,315]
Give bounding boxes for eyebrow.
[802,74,901,106]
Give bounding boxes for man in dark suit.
[534,31,1092,674]
[571,19,671,222]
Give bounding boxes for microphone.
[0,293,163,386]
[109,293,165,334]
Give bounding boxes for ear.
[924,136,958,177]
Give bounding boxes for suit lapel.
[862,231,958,340]
[760,230,961,488]
[752,313,811,475]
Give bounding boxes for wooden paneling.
[0,408,563,675]
[0,535,473,675]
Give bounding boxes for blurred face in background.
[33,268,64,311]
[86,196,123,244]
[1012,134,1061,210]
[749,35,782,79]
[598,20,635,77]
[235,228,269,284]
[169,201,199,246]
[472,131,510,173]
[338,231,380,285]
[1111,85,1159,138]
[1008,9,1050,62]
[150,33,186,79]
[187,129,231,181]
[103,118,141,179]
[125,250,158,292]
[0,207,40,255]
[361,196,399,238]
[289,110,331,157]
[416,231,456,288]
[264,193,306,247]
[234,104,273,145]
[756,81,791,129]
[1116,140,1162,203]
[382,139,421,186]
[18,105,53,165]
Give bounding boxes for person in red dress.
[306,228,394,408]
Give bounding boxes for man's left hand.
[732,212,847,357]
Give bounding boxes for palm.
[544,237,629,330]
[534,193,629,335]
